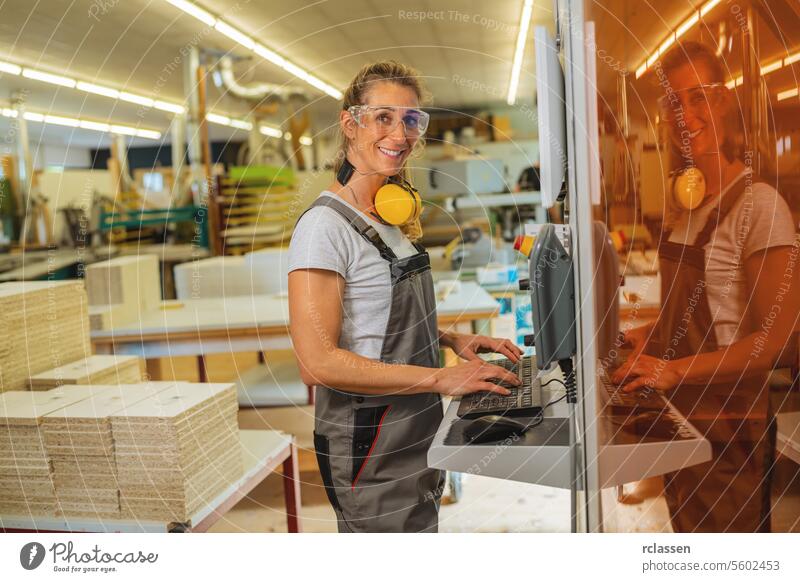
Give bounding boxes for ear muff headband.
[672,166,706,210]
[337,157,422,226]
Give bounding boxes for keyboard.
[456,356,542,419]
[599,369,697,440]
[600,370,667,411]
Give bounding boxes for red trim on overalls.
[351,405,391,490]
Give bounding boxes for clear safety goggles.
[347,105,430,137]
[657,83,726,121]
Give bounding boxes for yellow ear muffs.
[373,181,422,226]
[672,166,706,210]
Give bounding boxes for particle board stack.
[0,281,91,393]
[28,355,144,391]
[111,382,242,522]
[41,382,174,519]
[85,255,161,331]
[0,386,101,516]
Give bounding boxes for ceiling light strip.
[635,0,721,79]
[0,105,162,139]
[163,0,342,99]
[2,58,309,142]
[506,0,534,106]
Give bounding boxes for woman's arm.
[676,245,799,382]
[613,245,799,392]
[289,268,520,396]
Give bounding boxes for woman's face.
[341,81,420,178]
[663,61,729,161]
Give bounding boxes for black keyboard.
[599,369,667,411]
[456,356,542,419]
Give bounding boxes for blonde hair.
[335,61,430,241]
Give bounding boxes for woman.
[613,41,799,532]
[288,61,523,533]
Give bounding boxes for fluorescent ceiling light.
[254,44,286,68]
[229,119,253,130]
[206,113,252,131]
[206,113,231,125]
[110,125,139,136]
[259,125,283,138]
[658,34,675,56]
[161,1,342,100]
[44,115,80,128]
[2,103,162,139]
[214,21,256,50]
[153,100,185,114]
[136,129,163,139]
[80,120,110,132]
[507,0,534,106]
[119,92,154,107]
[761,60,782,75]
[785,51,800,66]
[0,60,22,75]
[777,87,798,101]
[299,136,313,146]
[700,0,722,17]
[22,68,76,88]
[675,12,699,39]
[76,81,120,99]
[165,0,216,27]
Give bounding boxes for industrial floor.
[153,351,800,533]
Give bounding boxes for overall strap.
[305,196,398,262]
[693,170,754,248]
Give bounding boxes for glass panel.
[574,0,800,532]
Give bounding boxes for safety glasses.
[348,105,430,137]
[657,83,726,121]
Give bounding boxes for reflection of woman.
[614,42,799,532]
[288,62,522,533]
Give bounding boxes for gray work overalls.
[301,196,446,533]
[646,171,773,532]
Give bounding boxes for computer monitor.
[534,25,566,209]
[528,223,576,370]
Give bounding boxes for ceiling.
[0,0,554,150]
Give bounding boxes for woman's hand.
[611,353,685,393]
[446,333,523,363]
[621,323,654,356]
[431,360,521,397]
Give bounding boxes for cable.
[541,377,566,389]
[558,358,577,403]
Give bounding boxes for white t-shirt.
[668,171,797,346]
[287,191,418,360]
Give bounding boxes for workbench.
[0,430,301,533]
[90,282,500,382]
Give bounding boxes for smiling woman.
[286,61,523,533]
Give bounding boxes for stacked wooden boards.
[41,382,174,519]
[0,281,91,393]
[28,355,144,391]
[0,387,100,515]
[85,255,161,331]
[111,382,241,521]
[1,381,241,524]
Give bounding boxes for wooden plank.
[28,355,143,390]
